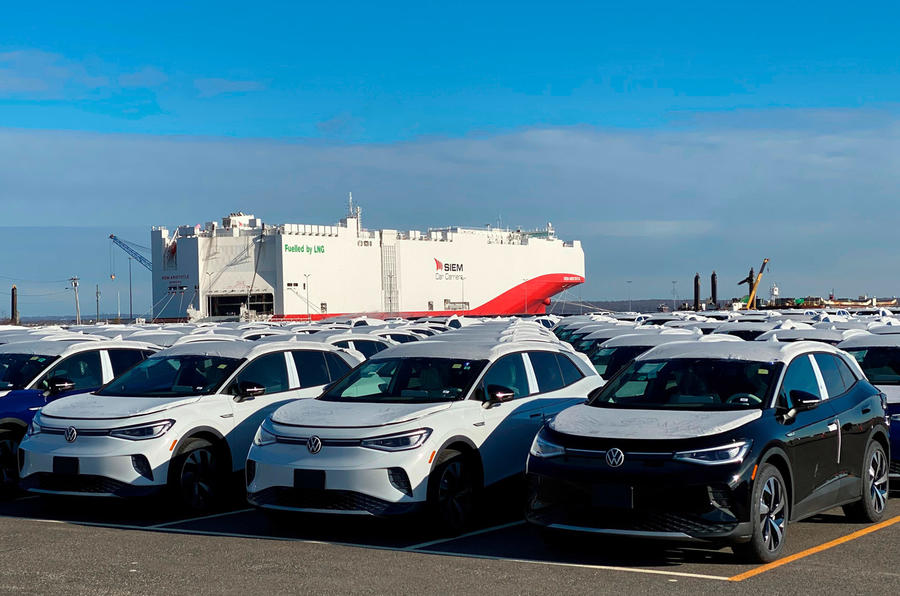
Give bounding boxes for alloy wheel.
[0,439,17,489]
[180,448,216,509]
[868,448,888,515]
[437,460,473,528]
[758,476,786,553]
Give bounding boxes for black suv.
[526,340,890,562]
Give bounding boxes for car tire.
[842,440,889,523]
[168,437,224,512]
[0,429,23,498]
[733,463,789,563]
[427,449,476,534]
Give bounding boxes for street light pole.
[128,258,133,321]
[304,273,311,322]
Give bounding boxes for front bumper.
[246,440,432,516]
[526,454,754,543]
[18,431,172,498]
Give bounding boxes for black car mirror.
[47,377,75,396]
[789,390,821,411]
[234,381,266,402]
[484,384,515,407]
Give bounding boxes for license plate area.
[294,469,325,490]
[53,456,79,475]
[592,483,633,509]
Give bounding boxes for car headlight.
[361,429,431,452]
[529,430,565,459]
[27,420,41,436]
[674,441,751,465]
[109,420,174,441]
[254,425,277,447]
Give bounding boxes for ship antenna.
[348,192,353,217]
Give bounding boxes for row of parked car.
[0,311,895,563]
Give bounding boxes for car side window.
[230,352,289,395]
[528,351,565,393]
[556,353,585,386]
[37,350,103,391]
[353,341,385,359]
[481,354,529,399]
[334,340,352,349]
[778,355,821,407]
[324,352,351,380]
[290,350,331,388]
[813,353,850,398]
[107,349,147,377]
[834,356,858,390]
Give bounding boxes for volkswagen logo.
[64,426,77,443]
[605,447,625,468]
[306,435,322,455]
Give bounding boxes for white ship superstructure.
[151,201,584,320]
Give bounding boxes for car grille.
[250,487,394,514]
[31,473,128,495]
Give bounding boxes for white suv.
[246,332,603,530]
[19,340,361,510]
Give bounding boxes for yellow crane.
[739,258,769,310]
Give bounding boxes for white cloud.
[0,50,109,98]
[118,66,168,88]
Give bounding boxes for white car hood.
[40,392,202,420]
[271,399,452,428]
[550,404,762,440]
[878,385,900,405]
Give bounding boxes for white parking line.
[0,514,732,582]
[148,508,254,529]
[404,520,526,550]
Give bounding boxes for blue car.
[0,338,157,492]
[838,334,899,485]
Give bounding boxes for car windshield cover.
[96,355,243,397]
[588,358,781,410]
[590,345,649,379]
[320,357,488,403]
[844,347,900,385]
[0,353,58,390]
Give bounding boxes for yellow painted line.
[729,515,900,582]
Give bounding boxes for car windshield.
[96,355,243,397]
[590,345,649,379]
[320,357,488,403]
[844,347,900,385]
[0,353,58,390]
[588,358,781,410]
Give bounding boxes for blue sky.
[1,2,899,315]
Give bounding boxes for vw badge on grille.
[605,447,624,468]
[64,426,78,443]
[306,435,322,454]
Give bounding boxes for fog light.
[388,467,412,496]
[246,460,256,486]
[131,455,153,480]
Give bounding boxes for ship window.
[208,293,273,317]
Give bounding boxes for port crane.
[109,234,152,278]
[738,258,769,310]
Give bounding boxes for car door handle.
[861,407,871,415]
[529,412,542,418]
[826,422,838,432]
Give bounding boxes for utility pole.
[304,273,311,322]
[626,280,633,312]
[95,284,101,323]
[671,280,678,311]
[117,290,121,323]
[128,258,133,321]
[70,277,81,325]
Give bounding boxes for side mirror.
[484,384,515,407]
[234,381,266,402]
[783,389,820,421]
[48,377,75,396]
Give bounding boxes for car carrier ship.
[150,199,584,321]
